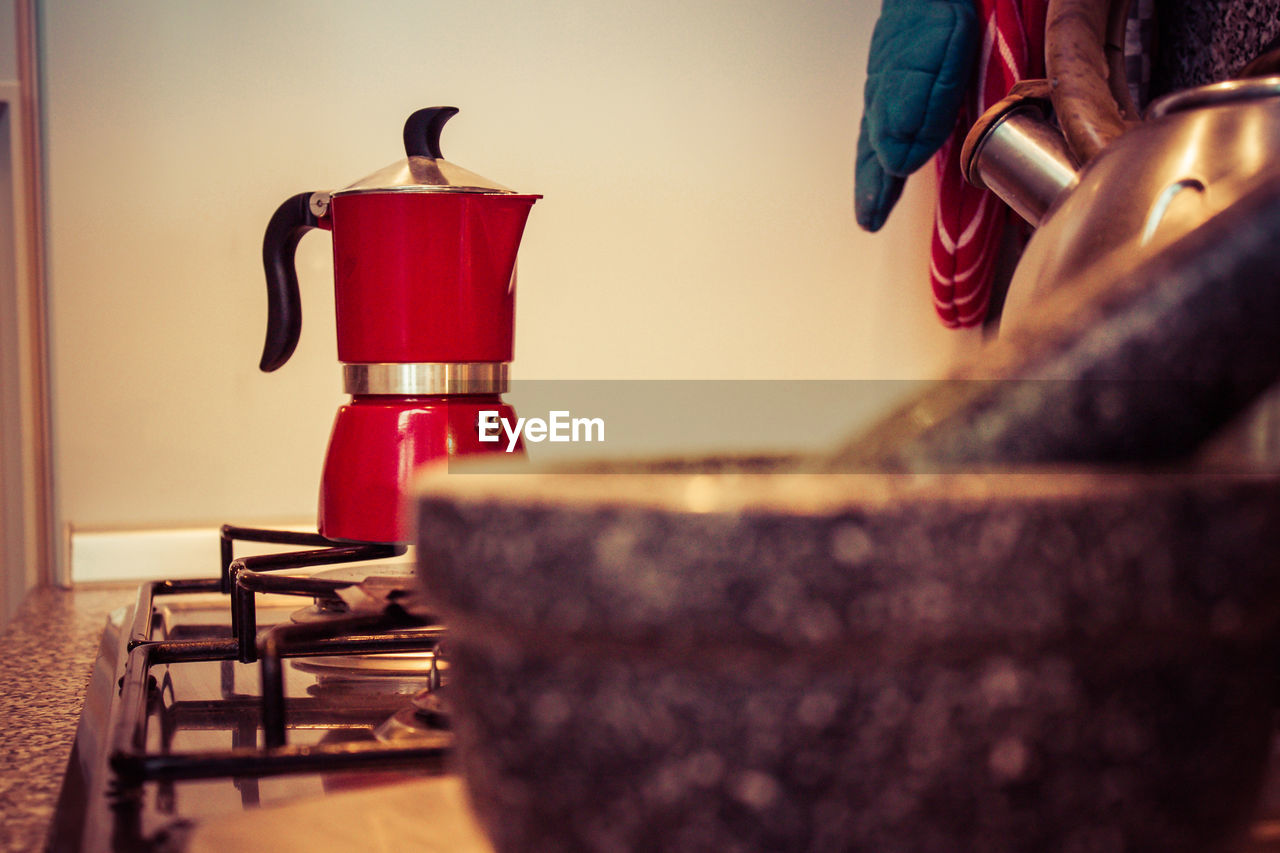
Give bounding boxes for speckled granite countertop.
[0,584,136,852]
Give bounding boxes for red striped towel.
[931,0,1046,328]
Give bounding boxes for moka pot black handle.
[260,107,458,371]
[260,191,324,371]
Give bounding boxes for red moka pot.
[260,107,539,543]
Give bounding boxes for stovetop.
[43,525,1280,852]
[46,527,485,853]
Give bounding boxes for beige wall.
[42,1,967,553]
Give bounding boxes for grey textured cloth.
[1151,0,1280,96]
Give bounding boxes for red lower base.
[318,395,520,543]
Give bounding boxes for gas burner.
[289,563,424,622]
[292,652,446,678]
[411,683,451,728]
[375,685,452,744]
[374,643,450,744]
[286,564,445,676]
[300,672,431,700]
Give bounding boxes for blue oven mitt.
[856,0,980,232]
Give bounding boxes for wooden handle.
[1046,0,1130,163]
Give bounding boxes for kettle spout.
[961,80,1080,227]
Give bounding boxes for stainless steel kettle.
[964,75,1280,331]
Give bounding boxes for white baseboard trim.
[69,525,412,583]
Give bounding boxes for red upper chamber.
[330,192,539,364]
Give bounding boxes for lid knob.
[403,106,459,160]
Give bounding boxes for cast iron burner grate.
[107,525,451,831]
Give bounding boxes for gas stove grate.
[108,525,449,814]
